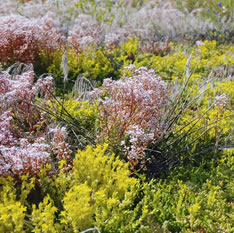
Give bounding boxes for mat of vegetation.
[0,0,233,232]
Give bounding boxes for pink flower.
[93,66,168,168]
[0,138,51,177]
[0,69,69,177]
[0,14,64,64]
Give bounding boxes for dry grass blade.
[5,63,33,76]
[80,227,101,233]
[72,75,95,101]
[61,49,68,86]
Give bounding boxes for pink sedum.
[93,65,168,168]
[0,70,68,177]
[0,14,64,64]
[0,138,51,177]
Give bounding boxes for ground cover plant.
[0,0,233,232]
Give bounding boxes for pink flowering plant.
[0,66,72,178]
[0,14,65,65]
[92,65,168,169]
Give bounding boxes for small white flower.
[196,40,205,46]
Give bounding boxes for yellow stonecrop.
[38,39,233,92]
[0,201,26,233]
[111,38,140,75]
[61,184,95,232]
[218,81,234,100]
[39,46,116,88]
[134,40,233,80]
[68,47,115,84]
[49,98,97,131]
[73,144,136,196]
[59,144,138,232]
[179,106,232,142]
[39,49,64,79]
[31,195,58,233]
[121,38,139,55]
[61,99,96,120]
[0,178,26,233]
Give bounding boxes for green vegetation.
[0,0,233,232]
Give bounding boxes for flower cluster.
[0,138,51,177]
[0,70,59,177]
[0,111,17,146]
[92,65,167,168]
[0,109,51,177]
[68,14,102,50]
[0,14,64,64]
[214,94,228,111]
[49,126,72,164]
[0,71,53,124]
